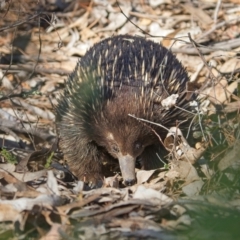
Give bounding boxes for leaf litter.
[0,0,240,239]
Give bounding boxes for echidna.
[56,35,196,186]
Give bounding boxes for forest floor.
[0,0,240,239]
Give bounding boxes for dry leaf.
[133,185,172,204]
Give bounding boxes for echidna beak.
[118,154,136,186]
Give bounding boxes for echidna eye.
[112,144,119,153]
[135,142,142,150]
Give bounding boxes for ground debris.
[0,0,240,239]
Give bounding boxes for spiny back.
[57,35,193,130]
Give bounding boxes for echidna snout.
[116,154,136,186]
[103,134,137,186]
[56,35,196,187]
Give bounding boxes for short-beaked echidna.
[56,35,196,186]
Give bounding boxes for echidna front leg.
[62,141,103,186]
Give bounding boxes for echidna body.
[56,35,195,186]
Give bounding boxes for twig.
[0,64,71,76]
[172,38,240,55]
[128,114,170,132]
[0,12,42,32]
[188,33,216,82]
[213,0,222,24]
[196,17,240,41]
